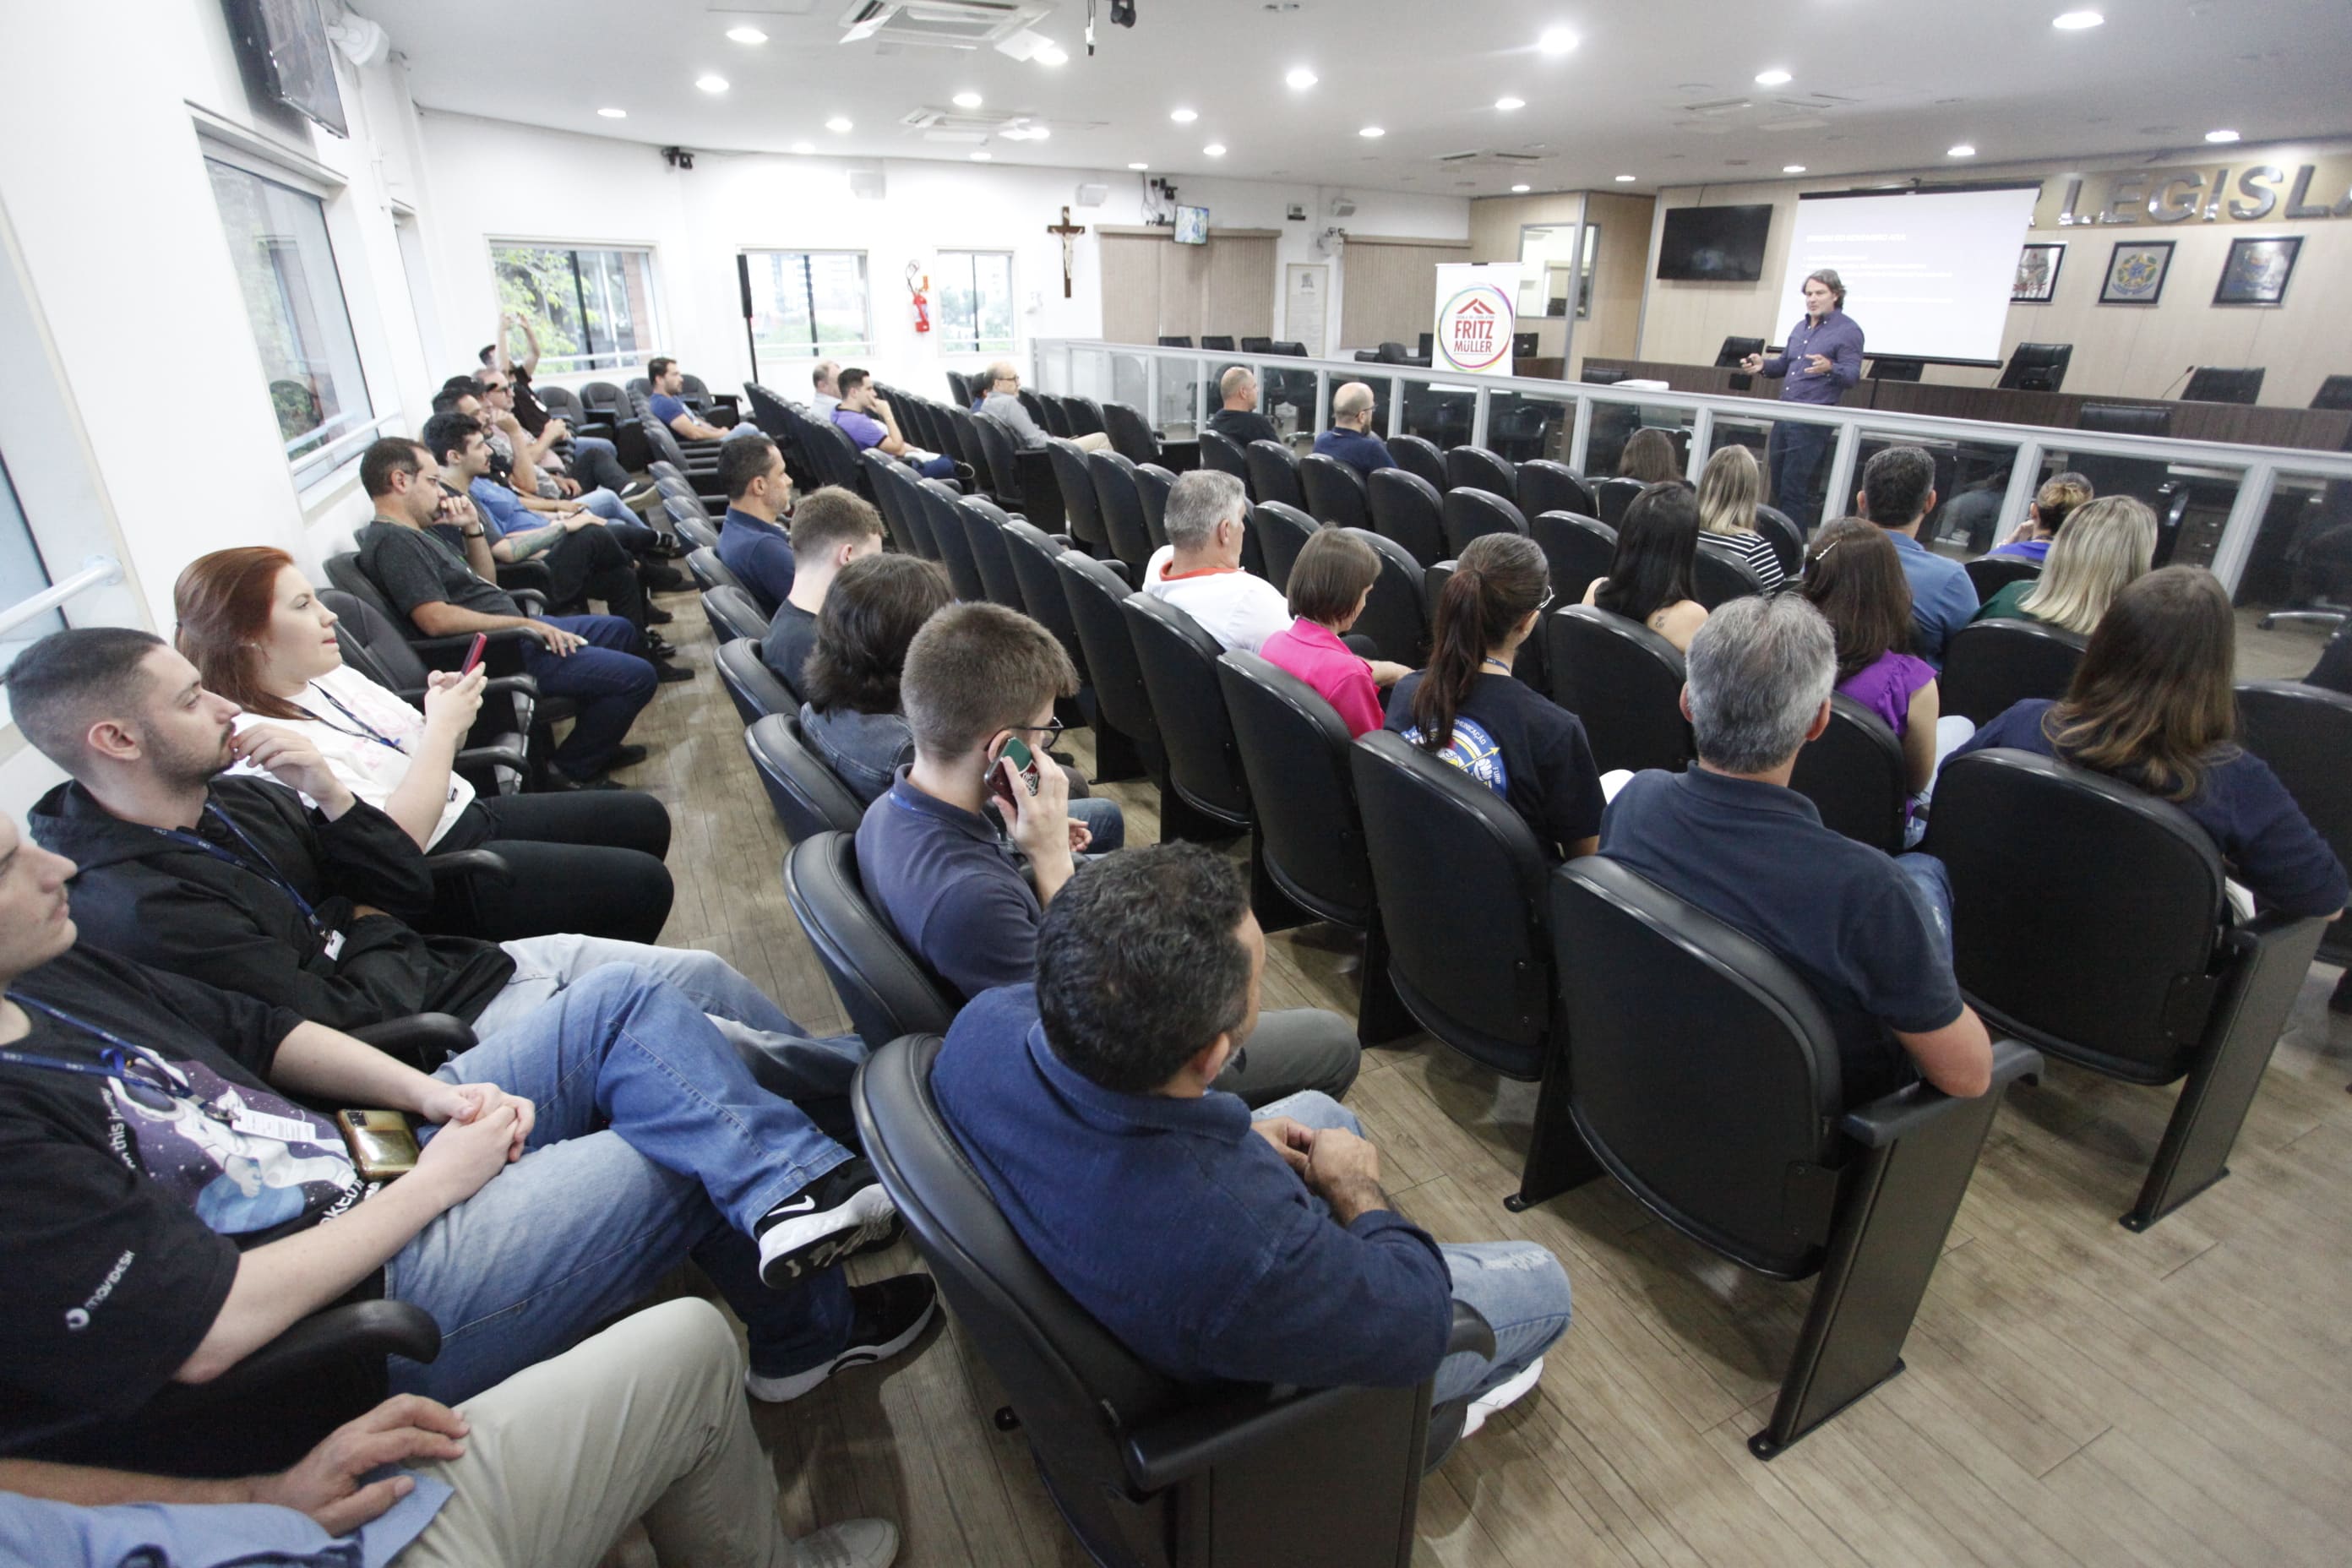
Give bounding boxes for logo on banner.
[1439,288,1511,370]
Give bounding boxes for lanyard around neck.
[1,994,233,1124]
[158,802,328,938]
[299,682,406,754]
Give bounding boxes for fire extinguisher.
[907,263,931,334]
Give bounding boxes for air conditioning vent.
[1435,150,1544,168]
[840,0,1054,49]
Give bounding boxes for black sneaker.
[646,607,674,625]
[743,1274,937,1402]
[640,563,688,591]
[603,743,650,770]
[755,1157,897,1285]
[654,662,695,683]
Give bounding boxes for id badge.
[230,1104,324,1144]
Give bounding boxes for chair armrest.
[511,590,547,617]
[1102,559,1135,588]
[426,847,514,890]
[452,745,531,789]
[349,1012,478,1070]
[201,1301,444,1398]
[1446,1298,1496,1359]
[1839,1037,2042,1149]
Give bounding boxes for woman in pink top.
[1259,529,1413,737]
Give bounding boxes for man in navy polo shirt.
[1598,594,1995,1107]
[1740,269,1864,531]
[934,844,1570,1449]
[856,602,1358,1107]
[1311,381,1395,476]
[714,434,797,617]
[1857,445,1979,667]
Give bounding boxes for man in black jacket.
[1206,366,1281,449]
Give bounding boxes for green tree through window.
[491,245,660,373]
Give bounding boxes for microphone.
[2158,364,2197,400]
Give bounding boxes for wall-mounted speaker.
[848,167,887,200]
[1075,182,1108,208]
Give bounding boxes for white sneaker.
[756,1160,897,1285]
[791,1517,899,1568]
[1460,1357,1544,1440]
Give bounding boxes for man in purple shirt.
[831,368,956,480]
[1741,269,1864,531]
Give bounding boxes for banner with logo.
[1432,264,1522,376]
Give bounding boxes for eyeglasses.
[1004,718,1065,749]
[1534,587,1555,613]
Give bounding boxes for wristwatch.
[463,526,486,538]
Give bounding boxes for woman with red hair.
[174,547,674,943]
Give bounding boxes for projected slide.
[1778,186,2041,365]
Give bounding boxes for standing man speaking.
[1742,269,1863,531]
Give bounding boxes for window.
[936,251,1015,355]
[491,244,662,375]
[204,156,376,482]
[0,451,61,675]
[743,251,873,361]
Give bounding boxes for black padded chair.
[1445,445,1517,503]
[323,592,537,785]
[1532,858,2039,1456]
[1592,476,1646,527]
[867,457,934,559]
[1998,343,2072,393]
[1157,334,1194,348]
[1250,501,1318,593]
[701,584,772,644]
[1103,400,1162,465]
[1199,427,1250,487]
[957,496,1027,610]
[2311,375,2352,413]
[1386,433,1448,494]
[782,832,959,1050]
[1938,620,2088,725]
[1089,449,1157,574]
[1345,528,1429,667]
[1963,554,2043,602]
[2077,402,2172,438]
[1350,730,1555,1080]
[1048,438,1113,557]
[716,637,796,723]
[2235,679,2352,983]
[1367,468,1447,569]
[1786,694,1909,853]
[1693,535,1770,609]
[1120,594,1255,840]
[1529,512,1616,607]
[1134,463,1176,553]
[1440,487,1527,557]
[1300,453,1373,531]
[1036,393,1074,438]
[1546,606,1693,775]
[1754,505,1805,577]
[1200,335,1236,351]
[852,1033,1489,1567]
[1516,460,1595,520]
[966,411,1031,511]
[1244,440,1307,513]
[1926,749,2329,1229]
[1065,396,1108,438]
[919,480,990,602]
[1059,550,1181,811]
[687,547,747,596]
[2182,368,2265,406]
[323,554,541,681]
[745,713,864,844]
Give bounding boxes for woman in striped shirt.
[1696,444,1786,594]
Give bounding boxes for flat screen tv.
[1173,205,1210,246]
[1656,204,1773,282]
[224,0,349,138]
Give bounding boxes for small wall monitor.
[1173,205,1210,245]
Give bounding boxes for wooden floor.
[618,580,2352,1568]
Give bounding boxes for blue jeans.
[908,453,956,480]
[1251,1093,1571,1407]
[386,964,855,1400]
[1068,795,1125,853]
[1897,852,1955,961]
[1767,419,1836,532]
[521,614,656,778]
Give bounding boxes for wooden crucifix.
[1047,205,1086,298]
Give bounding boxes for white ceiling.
[357,0,2352,196]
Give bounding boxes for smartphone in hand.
[985,736,1039,808]
[460,633,488,675]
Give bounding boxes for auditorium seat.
[1440,487,1527,557]
[1244,439,1307,512]
[1693,535,1770,608]
[966,411,1032,513]
[1937,619,2088,725]
[1121,594,1265,859]
[1199,427,1250,488]
[1445,444,1518,502]
[716,636,796,723]
[1534,858,2039,1455]
[917,479,989,602]
[1754,504,1805,577]
[1250,501,1318,592]
[1157,334,1193,347]
[1201,335,1236,351]
[1064,395,1108,438]
[1134,462,1176,553]
[1528,511,1617,607]
[1786,694,1910,852]
[1386,433,1450,494]
[324,592,537,786]
[1037,391,1074,438]
[1516,460,1595,520]
[1300,452,1373,531]
[700,584,772,645]
[1591,476,1646,527]
[1087,449,1156,575]
[1048,438,1113,558]
[1059,548,1187,814]
[956,495,1027,610]
[1343,528,1429,667]
[1545,605,1692,775]
[1103,400,1162,465]
[1367,468,1447,569]
[2234,679,2352,988]
[323,555,542,683]
[687,547,747,596]
[782,832,958,1051]
[1963,554,2043,602]
[745,713,865,844]
[1927,749,2328,1228]
[866,456,934,558]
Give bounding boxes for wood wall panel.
[1099,234,1162,346]
[1339,239,1473,351]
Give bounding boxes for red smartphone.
[460,634,488,675]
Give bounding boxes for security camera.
[662,146,694,171]
[1110,0,1137,24]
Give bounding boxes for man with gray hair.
[1596,595,1994,1104]
[1207,366,1280,448]
[1312,382,1395,477]
[1140,469,1294,653]
[975,362,1108,453]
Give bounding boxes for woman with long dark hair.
[1584,480,1708,651]
[1384,532,1603,858]
[1953,566,2346,917]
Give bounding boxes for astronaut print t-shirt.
[1384,671,1608,858]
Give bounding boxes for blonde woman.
[1696,444,1784,592]
[1987,471,2094,565]
[1974,494,2155,634]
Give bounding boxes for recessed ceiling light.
[1037,43,1068,66]
[1027,126,1051,140]
[1614,173,1636,182]
[1755,68,1792,85]
[1783,163,1806,173]
[2204,128,2240,143]
[2052,10,2104,29]
[725,26,767,44]
[1947,143,1977,157]
[953,90,983,109]
[1203,143,1228,157]
[1511,183,1532,193]
[1170,107,1198,123]
[971,151,992,161]
[1129,161,1149,171]
[695,74,728,94]
[1358,125,1386,139]
[791,141,814,155]
[596,107,627,119]
[826,116,853,133]
[1495,95,1525,112]
[1286,67,1318,90]
[1538,27,1578,55]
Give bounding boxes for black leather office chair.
[1715,335,1766,368]
[2077,403,2172,438]
[1088,449,1156,575]
[1103,401,1162,466]
[1244,440,1307,512]
[1963,555,2043,602]
[744,712,865,844]
[852,1033,1490,1565]
[687,547,747,597]
[701,584,772,644]
[1048,438,1113,558]
[1786,694,1910,852]
[1367,469,1447,569]
[1350,731,1555,1079]
[1344,528,1429,667]
[1300,453,1373,531]
[1201,335,1236,351]
[2182,368,2265,406]
[1592,476,1646,527]
[2311,375,2352,412]
[1529,512,1617,607]
[1516,460,1595,520]
[1121,596,1264,861]
[1937,619,2088,725]
[1533,858,2039,1456]
[1199,428,1250,487]
[1386,433,1449,494]
[783,832,960,1049]
[957,496,1026,610]
[716,637,796,723]
[1445,445,1518,502]
[1927,749,2328,1228]
[1868,357,1925,383]
[1998,342,2073,394]
[1250,502,1318,593]
[1134,464,1176,553]
[1545,606,1693,775]
[2235,679,2352,988]
[1440,488,1527,558]
[1157,335,1194,348]
[1693,536,1770,608]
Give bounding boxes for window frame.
[486,239,668,378]
[934,248,1018,357]
[741,248,876,362]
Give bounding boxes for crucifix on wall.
[1047,205,1086,298]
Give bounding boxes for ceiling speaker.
[1075,182,1108,207]
[848,166,888,200]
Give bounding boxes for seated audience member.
[1857,445,1978,665]
[977,361,1108,454]
[645,357,743,443]
[175,548,673,943]
[1974,494,2155,631]
[1141,470,1292,653]
[482,313,648,506]
[832,368,956,481]
[1617,427,1682,485]
[1954,566,2348,920]
[0,814,933,1435]
[0,1298,901,1568]
[763,485,887,693]
[1388,533,1603,858]
[715,433,798,614]
[8,628,874,1112]
[1601,595,1996,1105]
[1312,382,1396,476]
[1260,528,1414,737]
[476,369,651,541]
[934,845,1569,1442]
[810,359,843,418]
[859,604,1353,1102]
[1696,443,1786,593]
[1986,471,2094,565]
[1208,365,1282,449]
[352,438,662,786]
[1583,479,1710,652]
[1800,520,1974,835]
[800,554,954,807]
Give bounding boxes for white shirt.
[227,663,475,847]
[1141,547,1293,654]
